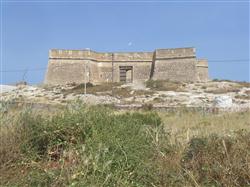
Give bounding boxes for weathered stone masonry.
[44,47,209,85]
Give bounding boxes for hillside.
[1,80,249,112]
[0,80,249,186]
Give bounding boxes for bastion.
[44,47,209,85]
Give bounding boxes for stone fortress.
[44,47,209,85]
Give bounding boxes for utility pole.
[112,53,114,96]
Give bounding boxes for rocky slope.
[1,81,249,112]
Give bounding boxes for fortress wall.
[96,63,112,83]
[152,58,197,82]
[97,61,151,83]
[45,59,99,85]
[49,49,153,62]
[88,61,100,83]
[92,52,153,62]
[113,62,151,82]
[151,48,198,82]
[91,52,112,61]
[49,49,88,59]
[132,63,152,81]
[196,59,209,82]
[155,48,196,59]
[45,48,208,85]
[112,52,153,62]
[45,59,86,85]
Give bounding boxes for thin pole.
[84,61,86,95]
[112,53,114,96]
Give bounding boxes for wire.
[0,67,47,73]
[209,59,249,62]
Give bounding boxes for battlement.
[155,47,196,59]
[196,59,208,67]
[49,47,196,62]
[49,49,153,62]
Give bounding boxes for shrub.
[1,105,165,186]
[141,103,153,111]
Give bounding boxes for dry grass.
[206,80,250,94]
[238,81,250,88]
[156,110,250,186]
[159,110,250,144]
[235,90,250,100]
[205,87,241,94]
[146,80,185,92]
[235,95,250,100]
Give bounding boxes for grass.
[205,87,240,94]
[206,79,250,94]
[0,105,249,186]
[234,90,250,100]
[235,95,250,100]
[204,84,249,94]
[146,80,185,92]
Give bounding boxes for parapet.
[155,47,196,59]
[49,48,198,62]
[49,49,153,62]
[49,49,90,59]
[196,59,208,67]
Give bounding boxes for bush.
[1,105,165,186]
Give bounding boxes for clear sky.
[1,0,249,84]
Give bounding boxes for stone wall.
[96,61,151,83]
[196,59,209,82]
[152,58,197,82]
[151,48,197,82]
[49,49,153,62]
[155,48,196,59]
[44,48,209,85]
[45,60,86,85]
[44,59,99,85]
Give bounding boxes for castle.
[44,47,208,85]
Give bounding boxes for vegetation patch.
[235,95,250,100]
[0,106,249,186]
[146,80,185,91]
[63,82,155,98]
[182,131,250,186]
[0,106,164,186]
[205,87,240,94]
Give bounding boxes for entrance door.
[119,66,133,83]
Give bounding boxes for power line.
[209,59,249,62]
[0,67,47,73]
[0,59,249,73]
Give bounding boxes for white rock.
[0,85,17,94]
[24,86,38,92]
[214,95,233,108]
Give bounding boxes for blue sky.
[1,1,249,84]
